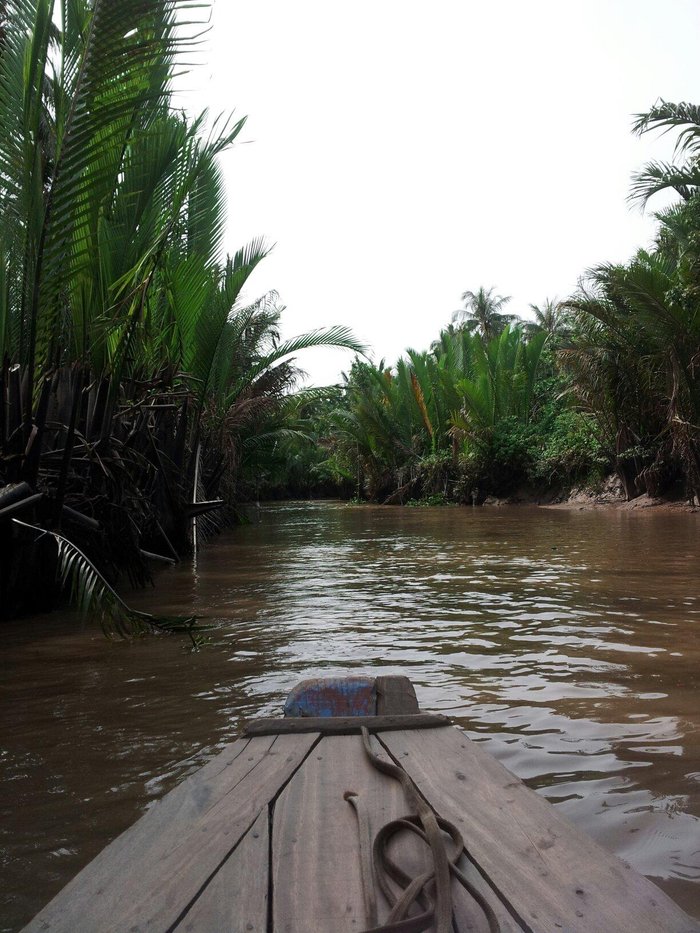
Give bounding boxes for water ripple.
[1,501,699,929]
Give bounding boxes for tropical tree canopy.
[452,286,518,341]
[322,325,548,503]
[0,0,364,627]
[275,100,700,508]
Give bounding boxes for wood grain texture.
[379,727,699,933]
[273,734,362,931]
[243,713,449,736]
[270,733,519,933]
[23,732,318,933]
[375,675,419,715]
[174,807,269,933]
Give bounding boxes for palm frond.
[12,517,199,639]
[632,100,700,159]
[629,159,700,206]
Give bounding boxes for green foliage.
[13,517,201,641]
[405,493,449,507]
[449,326,547,435]
[317,326,549,503]
[248,390,356,500]
[0,0,364,624]
[267,98,700,507]
[527,408,608,487]
[562,237,700,498]
[630,101,700,206]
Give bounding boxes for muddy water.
[2,502,700,929]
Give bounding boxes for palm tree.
[526,297,570,344]
[0,0,365,625]
[629,100,700,206]
[452,286,517,341]
[450,326,546,435]
[528,298,558,333]
[561,247,700,501]
[330,326,547,502]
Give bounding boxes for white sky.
[177,0,700,385]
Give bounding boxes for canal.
[2,502,699,929]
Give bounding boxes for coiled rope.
[345,726,500,933]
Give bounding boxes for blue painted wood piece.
[283,677,377,717]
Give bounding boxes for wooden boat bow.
[21,675,699,933]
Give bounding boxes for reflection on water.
[1,502,699,929]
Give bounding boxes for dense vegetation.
[0,0,361,627]
[268,102,700,508]
[1,3,697,630]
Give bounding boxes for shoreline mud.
[480,476,700,513]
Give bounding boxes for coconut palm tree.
[452,286,518,341]
[527,298,561,334]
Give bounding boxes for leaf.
[12,517,201,640]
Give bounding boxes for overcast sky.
[178,0,700,385]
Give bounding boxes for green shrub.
[528,409,609,486]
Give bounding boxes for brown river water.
[2,501,700,929]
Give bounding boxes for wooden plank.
[23,735,258,930]
[379,727,699,933]
[271,733,520,933]
[375,675,419,714]
[272,734,363,931]
[450,850,525,933]
[243,713,449,736]
[174,807,269,933]
[23,732,318,933]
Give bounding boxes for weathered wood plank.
[369,741,523,933]
[23,735,257,930]
[375,675,419,714]
[379,727,699,933]
[271,733,520,933]
[243,713,449,736]
[174,807,269,933]
[24,732,318,933]
[272,734,365,931]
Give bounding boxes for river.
[2,501,699,929]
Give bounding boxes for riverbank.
[477,474,700,513]
[545,492,700,512]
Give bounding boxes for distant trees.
[281,100,700,507]
[318,325,553,503]
[452,287,518,341]
[527,298,570,340]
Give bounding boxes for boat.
[22,675,698,932]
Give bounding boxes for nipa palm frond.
[12,517,199,640]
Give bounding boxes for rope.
[345,726,501,933]
[345,790,379,927]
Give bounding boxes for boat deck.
[23,714,697,931]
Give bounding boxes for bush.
[406,492,450,506]
[528,408,609,486]
[413,451,454,498]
